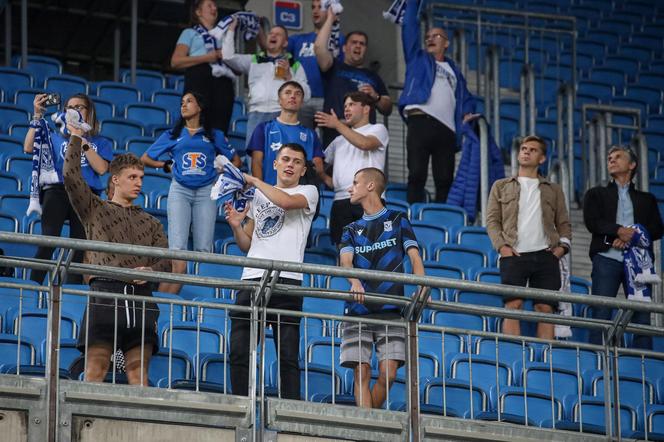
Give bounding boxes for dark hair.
[608,145,638,179]
[521,135,547,156]
[278,80,304,97]
[65,93,99,136]
[189,0,213,26]
[110,153,144,177]
[345,31,369,45]
[343,91,374,108]
[278,143,308,161]
[170,91,215,142]
[271,25,289,39]
[355,167,386,195]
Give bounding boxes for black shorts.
[76,279,160,355]
[499,249,561,308]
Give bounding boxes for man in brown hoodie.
[64,129,170,386]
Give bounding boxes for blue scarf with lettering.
[210,155,254,211]
[623,224,660,302]
[27,118,59,216]
[383,0,407,25]
[320,0,343,57]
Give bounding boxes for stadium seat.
[41,337,80,368]
[44,74,88,99]
[411,221,448,257]
[589,370,655,410]
[479,386,563,427]
[432,311,485,332]
[18,55,63,86]
[0,194,30,219]
[149,349,191,386]
[231,116,248,135]
[384,198,410,217]
[152,291,188,325]
[13,88,46,113]
[198,352,231,388]
[0,333,36,366]
[474,337,535,378]
[7,307,77,348]
[412,203,467,228]
[384,183,408,202]
[0,68,34,98]
[196,262,244,285]
[433,245,487,272]
[549,396,637,437]
[91,97,115,121]
[0,105,30,133]
[96,82,141,111]
[125,103,169,129]
[160,322,224,364]
[121,69,166,99]
[455,290,503,308]
[518,362,581,402]
[304,248,337,266]
[422,378,488,418]
[0,174,21,194]
[99,118,144,147]
[28,218,70,237]
[541,346,600,373]
[152,89,182,123]
[8,123,31,142]
[450,354,512,394]
[617,354,664,380]
[125,135,156,156]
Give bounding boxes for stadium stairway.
[569,207,592,282]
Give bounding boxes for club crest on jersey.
[384,220,392,232]
[255,204,285,238]
[270,141,282,152]
[299,132,307,142]
[182,152,207,175]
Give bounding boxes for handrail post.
[597,114,608,184]
[511,137,520,177]
[491,46,500,143]
[634,132,649,192]
[457,28,468,79]
[519,64,536,136]
[475,11,482,96]
[4,2,11,67]
[528,65,536,135]
[130,0,137,84]
[20,0,27,67]
[587,118,597,190]
[566,85,575,204]
[519,65,527,137]
[484,49,492,126]
[478,118,490,226]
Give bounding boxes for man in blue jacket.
[399,0,478,204]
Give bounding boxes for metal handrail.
[478,118,490,227]
[556,83,576,204]
[520,64,536,137]
[483,45,500,144]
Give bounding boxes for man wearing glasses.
[583,146,663,349]
[486,136,571,340]
[398,0,478,204]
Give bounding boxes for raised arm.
[23,94,49,154]
[170,43,221,70]
[315,110,384,151]
[402,0,422,63]
[224,201,254,252]
[314,8,336,72]
[244,174,310,210]
[221,26,252,74]
[63,135,100,224]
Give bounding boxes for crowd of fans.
[19,0,663,407]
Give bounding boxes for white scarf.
[383,0,407,25]
[554,237,573,339]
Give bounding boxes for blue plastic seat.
[418,331,462,374]
[17,55,62,86]
[8,123,31,142]
[549,396,637,437]
[91,97,115,121]
[450,354,512,394]
[0,194,30,219]
[433,244,487,272]
[423,378,488,418]
[124,135,156,155]
[125,103,169,128]
[99,118,144,147]
[411,221,448,257]
[12,88,46,113]
[231,99,245,120]
[149,349,191,386]
[0,333,35,366]
[0,68,34,98]
[518,362,581,403]
[96,82,141,111]
[231,116,248,135]
[384,183,408,202]
[0,105,30,133]
[304,248,337,266]
[589,67,625,89]
[160,322,224,364]
[432,311,485,331]
[7,307,77,348]
[196,262,244,283]
[121,69,166,99]
[44,74,88,99]
[152,89,182,122]
[617,354,664,380]
[541,346,600,373]
[474,337,535,379]
[455,290,503,308]
[41,337,80,368]
[413,203,467,227]
[589,370,655,410]
[384,198,410,217]
[0,174,21,194]
[479,386,563,426]
[198,352,231,388]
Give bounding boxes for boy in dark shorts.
[338,167,424,408]
[64,129,170,386]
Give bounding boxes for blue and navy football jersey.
[339,207,419,316]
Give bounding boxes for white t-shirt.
[513,177,549,253]
[242,185,319,280]
[404,61,457,132]
[324,123,389,200]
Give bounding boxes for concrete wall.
[244,0,403,93]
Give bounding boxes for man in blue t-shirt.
[247,81,325,185]
[314,8,392,147]
[287,0,345,129]
[338,167,425,409]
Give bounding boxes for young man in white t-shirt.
[486,135,572,340]
[224,143,319,399]
[315,91,389,245]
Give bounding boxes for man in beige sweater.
[64,131,170,386]
[486,135,571,340]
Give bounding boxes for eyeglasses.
[425,34,447,41]
[66,105,88,111]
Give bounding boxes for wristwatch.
[82,143,90,152]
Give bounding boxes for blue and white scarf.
[27,118,59,216]
[623,224,661,302]
[320,0,343,57]
[210,155,255,211]
[193,24,236,79]
[212,11,261,42]
[383,0,407,25]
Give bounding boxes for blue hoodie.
[398,0,476,149]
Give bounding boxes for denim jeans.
[167,180,216,252]
[245,111,281,148]
[589,254,652,349]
